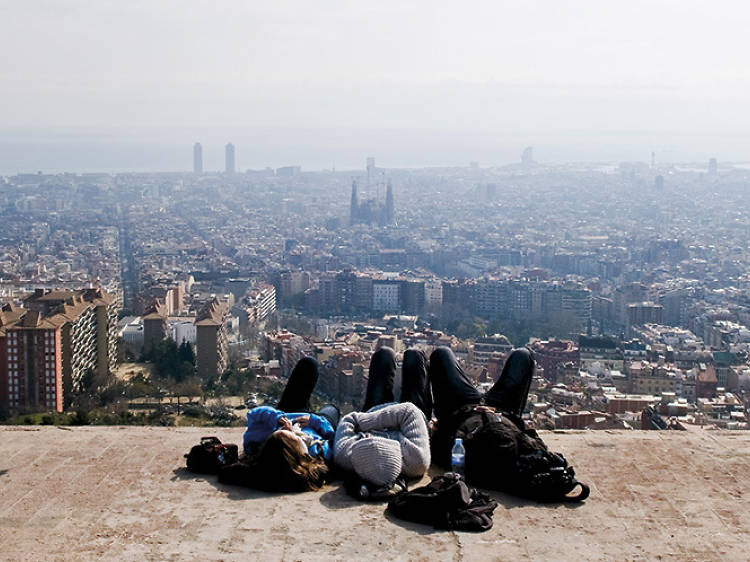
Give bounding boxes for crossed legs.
[429,346,535,421]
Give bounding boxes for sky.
[2,1,750,172]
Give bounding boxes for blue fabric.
[243,406,335,462]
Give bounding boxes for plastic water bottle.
[451,437,466,478]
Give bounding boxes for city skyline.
[3,3,750,557]
[0,131,745,176]
[3,2,750,173]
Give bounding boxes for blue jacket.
[243,406,335,462]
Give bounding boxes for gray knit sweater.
[334,402,431,482]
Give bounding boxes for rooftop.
[1,427,748,561]
[195,297,228,327]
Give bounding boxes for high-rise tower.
[708,158,718,176]
[521,147,534,166]
[193,142,203,174]
[350,180,358,226]
[366,157,375,186]
[225,143,235,174]
[385,180,394,224]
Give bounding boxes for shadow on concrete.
[171,467,269,500]
[214,483,273,502]
[318,485,364,510]
[486,488,588,510]
[0,469,8,478]
[383,509,444,535]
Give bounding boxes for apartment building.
[0,288,118,414]
[195,298,229,379]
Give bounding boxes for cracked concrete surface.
[1,426,748,561]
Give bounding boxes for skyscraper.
[385,180,394,225]
[225,143,235,174]
[193,142,203,174]
[521,147,534,166]
[366,157,375,186]
[708,158,718,176]
[350,180,358,226]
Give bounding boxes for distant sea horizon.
[1,128,747,176]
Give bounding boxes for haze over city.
[6,2,750,559]
[2,1,750,172]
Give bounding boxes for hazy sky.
[2,1,750,171]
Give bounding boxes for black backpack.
[434,406,589,503]
[185,436,239,474]
[387,473,498,532]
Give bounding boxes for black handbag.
[387,473,498,532]
[184,436,239,474]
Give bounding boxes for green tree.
[147,338,181,380]
[178,341,195,365]
[177,361,195,383]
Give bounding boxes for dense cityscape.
[6,2,750,558]
[2,146,749,430]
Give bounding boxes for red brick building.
[1,289,118,415]
[695,363,718,399]
[529,339,579,382]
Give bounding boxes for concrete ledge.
[1,427,749,561]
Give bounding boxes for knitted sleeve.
[351,403,431,478]
[332,412,359,472]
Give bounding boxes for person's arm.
[353,403,430,477]
[395,404,431,477]
[332,412,360,472]
[306,413,335,441]
[243,406,282,451]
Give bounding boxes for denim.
[428,347,482,422]
[277,356,319,413]
[363,346,432,420]
[362,347,397,412]
[429,346,535,421]
[400,348,433,420]
[318,404,341,429]
[483,347,535,417]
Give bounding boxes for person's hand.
[278,416,293,431]
[295,415,310,427]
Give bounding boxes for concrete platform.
[1,426,749,561]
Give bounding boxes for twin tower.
[193,142,235,174]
